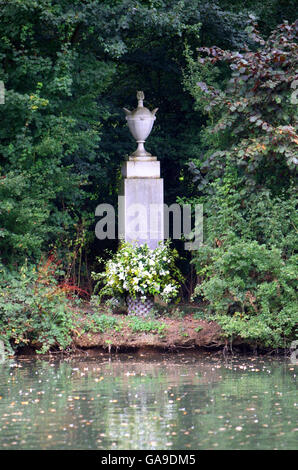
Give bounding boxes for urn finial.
[123,91,158,159]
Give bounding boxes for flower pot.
[126,294,154,316]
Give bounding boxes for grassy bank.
[0,262,296,356]
[2,300,294,357]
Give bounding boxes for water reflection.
[0,352,296,450]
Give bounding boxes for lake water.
[0,352,296,450]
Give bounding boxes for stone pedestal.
[120,157,164,250]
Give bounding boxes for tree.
[183,20,298,346]
[0,0,253,271]
[0,1,296,282]
[184,18,297,195]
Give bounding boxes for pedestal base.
[120,160,164,250]
[122,160,160,178]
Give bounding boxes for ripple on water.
[0,353,296,450]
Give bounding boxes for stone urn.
[123,91,158,159]
[126,294,154,316]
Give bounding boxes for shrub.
[193,241,298,347]
[0,257,75,354]
[188,170,297,348]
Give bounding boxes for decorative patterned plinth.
[126,295,154,316]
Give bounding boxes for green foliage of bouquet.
[92,241,184,304]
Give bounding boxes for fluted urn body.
[123,91,158,159]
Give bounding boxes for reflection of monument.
[120,91,164,249]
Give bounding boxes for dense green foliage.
[184,18,297,193]
[3,0,294,270]
[0,258,75,354]
[0,1,297,351]
[185,19,297,347]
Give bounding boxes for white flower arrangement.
[92,241,183,304]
